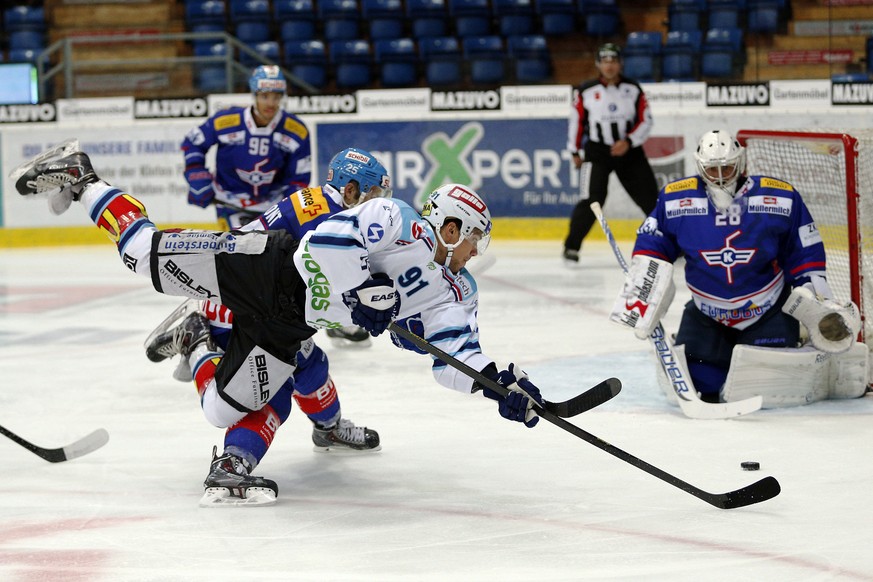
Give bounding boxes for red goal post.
[737,129,871,386]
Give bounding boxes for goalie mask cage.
[737,129,872,388]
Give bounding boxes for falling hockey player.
[610,129,867,408]
[12,141,545,505]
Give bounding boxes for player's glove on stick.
[782,285,861,354]
[185,166,216,208]
[610,256,675,339]
[478,363,544,428]
[342,275,400,336]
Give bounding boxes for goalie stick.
[590,202,763,419]
[0,424,109,463]
[387,323,620,418]
[388,324,780,509]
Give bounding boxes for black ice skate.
[144,300,208,381]
[312,418,381,453]
[145,309,211,364]
[325,325,372,348]
[200,446,278,507]
[10,139,98,215]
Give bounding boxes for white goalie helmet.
[694,129,747,211]
[422,184,492,265]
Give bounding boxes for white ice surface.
[1,241,871,582]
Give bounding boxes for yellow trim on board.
[0,218,642,248]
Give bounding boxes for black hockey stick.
[387,323,619,418]
[0,424,109,463]
[388,324,781,509]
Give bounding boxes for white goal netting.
[738,129,872,387]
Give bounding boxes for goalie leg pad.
[828,343,869,399]
[723,344,831,408]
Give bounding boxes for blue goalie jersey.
[632,175,827,330]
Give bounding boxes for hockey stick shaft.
[387,323,619,418]
[0,424,109,463]
[589,202,762,419]
[388,324,779,509]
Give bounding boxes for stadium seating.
[362,0,405,40]
[330,39,372,88]
[197,67,229,92]
[867,36,873,75]
[374,38,418,87]
[275,0,316,41]
[463,35,506,85]
[8,48,40,63]
[535,0,576,36]
[8,30,45,52]
[449,0,492,38]
[3,5,46,32]
[185,0,227,31]
[507,34,551,83]
[707,0,744,30]
[623,31,662,82]
[406,0,450,38]
[241,40,280,67]
[700,28,743,78]
[661,29,701,81]
[580,0,620,37]
[284,40,328,88]
[747,0,780,33]
[493,0,536,37]
[319,0,362,41]
[667,0,704,32]
[419,36,462,86]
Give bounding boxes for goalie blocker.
[610,255,675,339]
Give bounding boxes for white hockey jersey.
[292,198,492,393]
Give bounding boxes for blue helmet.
[249,65,287,94]
[325,148,392,207]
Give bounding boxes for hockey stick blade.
[387,323,617,417]
[706,475,781,510]
[545,377,622,417]
[0,425,109,463]
[590,201,762,419]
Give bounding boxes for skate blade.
[8,138,81,182]
[144,298,201,350]
[312,443,382,455]
[199,486,277,507]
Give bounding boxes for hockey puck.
[741,461,760,471]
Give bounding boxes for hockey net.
[737,129,872,388]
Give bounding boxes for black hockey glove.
[341,274,400,336]
[477,363,543,428]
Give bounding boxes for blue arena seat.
[535,0,576,36]
[700,27,743,78]
[463,35,506,85]
[419,36,462,86]
[284,40,328,88]
[493,0,536,37]
[449,0,492,37]
[8,30,45,51]
[623,32,661,82]
[661,29,701,81]
[241,40,280,67]
[374,38,418,87]
[319,0,361,41]
[362,0,405,39]
[275,0,316,41]
[581,0,620,37]
[507,34,550,83]
[234,21,270,43]
[185,0,227,28]
[406,0,449,38]
[330,39,372,88]
[747,0,779,33]
[707,0,744,30]
[3,5,46,32]
[667,0,703,32]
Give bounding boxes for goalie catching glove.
[610,256,676,339]
[475,363,543,428]
[782,281,861,354]
[341,274,401,336]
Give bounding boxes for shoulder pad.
[213,112,242,131]
[758,177,794,192]
[282,115,309,140]
[664,177,699,194]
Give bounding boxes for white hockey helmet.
[694,129,746,210]
[422,184,492,266]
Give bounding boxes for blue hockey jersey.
[632,175,827,330]
[182,106,312,213]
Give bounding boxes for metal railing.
[34,31,318,99]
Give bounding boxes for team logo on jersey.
[747,195,791,217]
[367,224,385,243]
[214,113,241,131]
[700,230,756,284]
[799,222,823,248]
[237,159,277,196]
[759,177,792,191]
